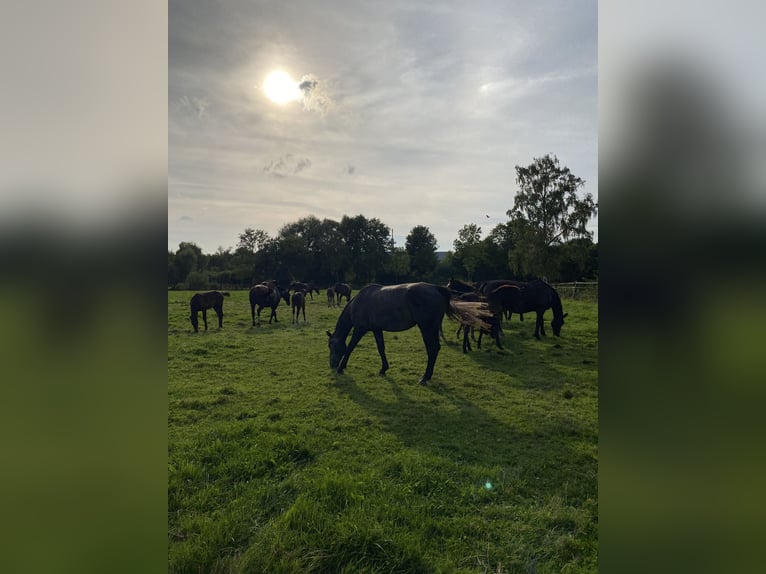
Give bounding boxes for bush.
[185,271,210,291]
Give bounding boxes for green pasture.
[168,289,598,573]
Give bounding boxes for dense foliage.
[168,157,597,289]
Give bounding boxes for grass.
[168,290,598,573]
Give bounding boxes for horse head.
[551,312,568,336]
[326,330,346,369]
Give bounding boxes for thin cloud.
[263,154,312,178]
[175,95,209,118]
[298,74,332,115]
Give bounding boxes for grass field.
[168,289,598,573]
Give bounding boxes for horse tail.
[437,286,493,332]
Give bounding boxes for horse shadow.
[332,371,594,496]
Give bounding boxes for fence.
[551,281,598,301]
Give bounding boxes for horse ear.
[326,330,332,338]
[563,313,569,318]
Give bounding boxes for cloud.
[263,154,312,178]
[298,74,332,115]
[175,95,209,118]
[179,215,193,222]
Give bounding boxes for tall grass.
[169,290,597,573]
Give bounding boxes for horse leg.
[372,330,390,375]
[191,312,199,333]
[418,327,441,385]
[202,309,208,331]
[301,305,306,322]
[462,325,472,353]
[477,329,483,349]
[534,311,542,339]
[337,327,367,374]
[215,304,223,328]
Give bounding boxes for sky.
[169,0,598,253]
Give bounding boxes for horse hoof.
[418,378,428,386]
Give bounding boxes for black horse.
[249,284,290,326]
[327,282,491,385]
[445,277,478,295]
[334,282,352,305]
[498,280,567,339]
[190,291,229,332]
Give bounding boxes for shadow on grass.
[332,370,594,499]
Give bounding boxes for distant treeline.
[168,214,597,291]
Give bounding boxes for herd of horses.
[188,278,566,386]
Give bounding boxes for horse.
[445,278,477,295]
[290,281,319,301]
[334,282,352,305]
[326,286,336,307]
[291,291,306,323]
[460,313,503,353]
[326,282,492,385]
[249,284,290,326]
[499,280,567,339]
[306,281,321,299]
[484,284,524,323]
[189,291,229,332]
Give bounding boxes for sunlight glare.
[263,70,301,104]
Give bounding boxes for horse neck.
[550,288,563,318]
[333,302,354,340]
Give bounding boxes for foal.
[291,291,307,323]
[326,286,336,307]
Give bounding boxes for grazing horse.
[190,291,229,332]
[334,282,352,305]
[249,284,290,326]
[499,280,567,339]
[291,291,306,323]
[326,286,336,307]
[327,282,491,385]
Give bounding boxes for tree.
[452,224,484,281]
[173,241,204,284]
[405,225,438,279]
[507,154,597,278]
[338,215,393,283]
[237,228,270,253]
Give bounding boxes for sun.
[263,70,301,104]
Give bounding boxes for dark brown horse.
[459,313,503,353]
[290,281,319,301]
[249,284,290,326]
[327,282,492,385]
[518,280,567,338]
[190,291,229,332]
[334,282,352,305]
[326,286,336,307]
[291,291,306,323]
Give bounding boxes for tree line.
[168,154,598,290]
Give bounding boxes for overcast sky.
[169,0,597,253]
